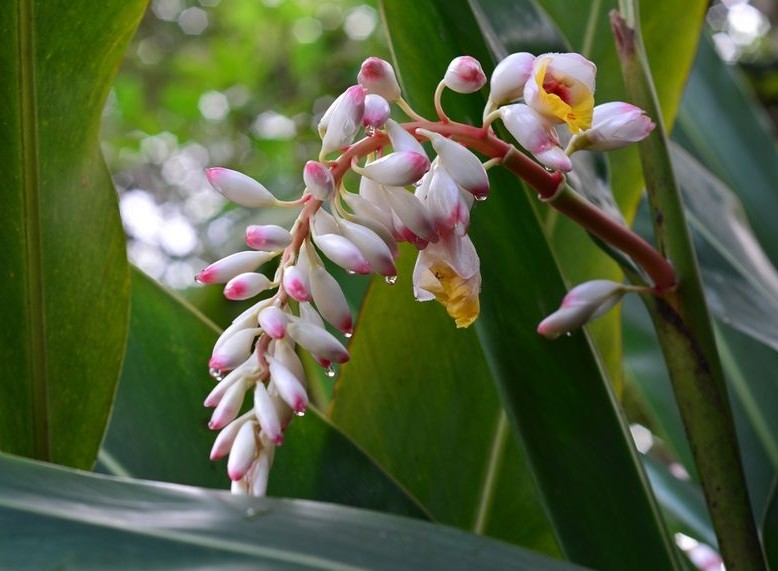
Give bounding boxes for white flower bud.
[227,420,258,481]
[209,378,250,430]
[245,224,292,251]
[444,56,487,94]
[208,327,261,371]
[209,415,251,461]
[272,338,306,382]
[427,165,471,234]
[282,265,311,302]
[569,102,655,152]
[360,151,430,187]
[223,272,273,301]
[298,301,326,329]
[385,119,427,156]
[313,233,371,275]
[383,185,438,244]
[258,306,288,339]
[205,168,278,208]
[196,251,277,284]
[267,354,308,414]
[309,263,353,334]
[537,280,627,339]
[287,318,350,364]
[248,446,275,496]
[338,218,396,277]
[363,94,391,129]
[357,57,402,101]
[499,104,572,172]
[320,85,366,156]
[488,52,535,106]
[418,129,489,199]
[303,160,335,200]
[254,382,283,445]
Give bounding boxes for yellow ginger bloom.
[413,233,481,328]
[524,52,596,134]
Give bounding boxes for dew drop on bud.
[384,275,398,285]
[344,331,353,338]
[543,166,555,173]
[474,194,487,202]
[293,410,306,417]
[565,331,572,337]
[209,367,224,381]
[324,365,336,378]
[346,269,356,275]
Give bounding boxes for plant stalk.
[611,5,767,569]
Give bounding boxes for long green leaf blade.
[0,0,145,467]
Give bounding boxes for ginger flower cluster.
[196,51,658,495]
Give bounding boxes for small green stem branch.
[611,6,766,569]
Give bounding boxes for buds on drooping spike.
[363,94,391,129]
[223,272,273,301]
[360,151,430,187]
[313,233,371,275]
[282,265,311,302]
[273,338,306,382]
[338,218,397,277]
[209,379,250,430]
[267,354,308,414]
[227,420,258,481]
[287,318,350,364]
[427,166,470,234]
[488,52,535,106]
[205,168,279,208]
[354,178,396,229]
[444,56,487,94]
[249,446,274,496]
[320,85,366,156]
[309,263,353,334]
[385,119,427,157]
[419,129,489,200]
[357,57,401,101]
[303,160,335,201]
[204,361,253,407]
[537,280,627,339]
[210,416,250,460]
[258,306,288,339]
[567,102,655,153]
[208,327,261,371]
[499,104,572,172]
[245,225,292,251]
[254,382,284,444]
[383,185,438,244]
[212,299,269,354]
[523,52,596,133]
[196,251,277,284]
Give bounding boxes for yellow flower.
[524,53,596,134]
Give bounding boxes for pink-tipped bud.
[210,416,251,460]
[223,272,273,301]
[254,382,283,445]
[383,185,438,244]
[427,166,471,235]
[208,379,250,430]
[298,301,326,329]
[444,56,487,94]
[245,224,292,251]
[488,52,535,106]
[196,251,277,284]
[309,264,353,334]
[313,233,371,275]
[208,327,261,371]
[303,161,335,201]
[320,85,366,156]
[258,306,287,339]
[272,338,306,382]
[204,362,251,407]
[249,446,274,496]
[537,280,627,339]
[571,102,655,152]
[205,168,277,208]
[287,318,350,364]
[227,420,258,481]
[363,94,391,129]
[361,151,430,187]
[282,265,311,302]
[418,129,490,199]
[499,104,572,172]
[385,119,427,157]
[338,219,397,277]
[354,178,395,229]
[267,355,308,414]
[357,57,401,101]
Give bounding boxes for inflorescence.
[196,51,664,495]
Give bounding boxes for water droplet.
[293,410,306,417]
[364,125,376,137]
[543,165,555,173]
[209,367,224,381]
[564,331,572,337]
[384,275,398,285]
[324,365,336,378]
[474,194,488,202]
[346,270,356,275]
[344,331,353,338]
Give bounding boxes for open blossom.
[567,102,655,153]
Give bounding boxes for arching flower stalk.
[196,52,672,495]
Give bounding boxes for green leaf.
[101,269,428,519]
[338,2,681,568]
[0,0,145,467]
[764,476,778,567]
[0,453,587,571]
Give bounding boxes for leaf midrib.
[18,0,49,460]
